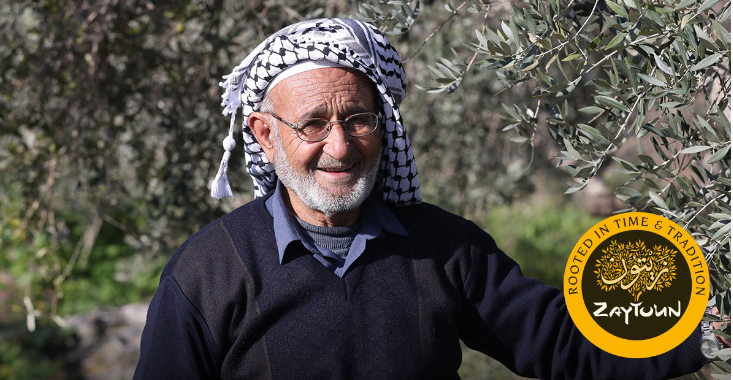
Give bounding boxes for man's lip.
[317,164,355,172]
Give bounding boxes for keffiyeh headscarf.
[212,18,421,205]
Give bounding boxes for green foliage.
[379,5,545,218]
[0,186,164,325]
[482,197,603,289]
[363,0,730,373]
[0,322,81,380]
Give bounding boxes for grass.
[458,192,603,379]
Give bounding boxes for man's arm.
[134,275,222,380]
[460,221,706,380]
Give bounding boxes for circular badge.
[564,212,709,358]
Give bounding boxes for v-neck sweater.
[135,194,705,380]
[266,181,407,278]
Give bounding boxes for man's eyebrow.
[298,105,328,120]
[342,104,373,115]
[296,104,373,119]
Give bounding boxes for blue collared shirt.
[265,182,408,278]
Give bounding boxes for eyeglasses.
[268,112,380,142]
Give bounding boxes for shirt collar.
[265,181,407,264]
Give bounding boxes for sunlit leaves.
[708,146,731,164]
[691,53,723,71]
[368,0,731,355]
[358,0,420,35]
[606,1,629,19]
[606,32,628,49]
[680,145,712,154]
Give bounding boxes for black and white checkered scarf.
[212,18,421,205]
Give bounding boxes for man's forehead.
[269,67,376,116]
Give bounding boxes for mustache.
[312,154,362,170]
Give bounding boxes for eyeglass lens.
[298,113,378,141]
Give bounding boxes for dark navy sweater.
[135,195,705,379]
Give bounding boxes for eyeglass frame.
[266,111,381,142]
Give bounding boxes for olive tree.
[361,0,731,374]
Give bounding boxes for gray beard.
[272,135,380,218]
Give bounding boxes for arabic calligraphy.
[594,240,677,301]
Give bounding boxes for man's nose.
[322,122,351,159]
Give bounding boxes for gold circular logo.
[564,212,709,358]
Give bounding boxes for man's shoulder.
[391,200,500,250]
[390,201,472,230]
[388,200,492,251]
[183,195,270,251]
[161,196,271,279]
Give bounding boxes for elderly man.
[135,18,707,379]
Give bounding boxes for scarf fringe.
[210,135,236,199]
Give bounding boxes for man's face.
[267,68,381,222]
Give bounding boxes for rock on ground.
[65,301,149,380]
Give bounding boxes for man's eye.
[299,119,328,130]
[347,115,372,125]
